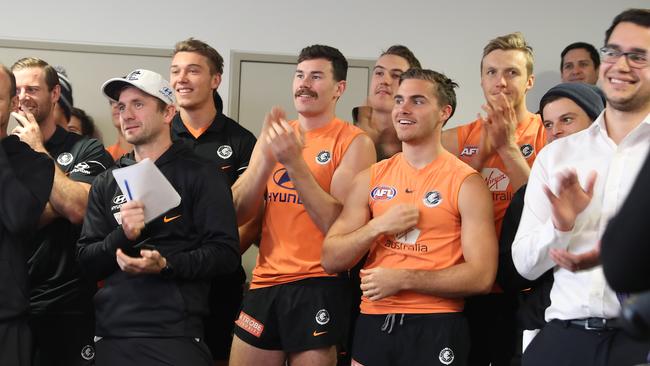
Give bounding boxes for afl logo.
[315,309,330,325]
[315,150,331,165]
[113,194,127,205]
[57,152,74,166]
[217,145,233,159]
[423,191,442,207]
[273,168,295,190]
[371,186,397,200]
[520,144,534,158]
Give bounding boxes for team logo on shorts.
[315,309,330,325]
[57,152,74,166]
[439,347,454,365]
[80,344,95,361]
[217,145,233,159]
[520,144,534,158]
[315,150,331,165]
[423,191,442,207]
[371,186,397,201]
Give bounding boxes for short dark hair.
[560,42,600,70]
[174,38,224,75]
[381,45,421,69]
[0,64,16,98]
[297,45,348,82]
[11,57,60,91]
[399,68,459,123]
[71,107,96,138]
[605,9,650,44]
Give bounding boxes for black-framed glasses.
[599,47,648,68]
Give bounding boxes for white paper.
[112,158,181,223]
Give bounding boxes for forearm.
[232,145,274,224]
[497,144,530,191]
[77,227,134,281]
[402,262,495,298]
[168,242,240,280]
[512,217,572,280]
[238,210,263,254]
[322,221,380,274]
[286,159,342,234]
[49,166,90,224]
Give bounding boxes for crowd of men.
[0,7,648,366]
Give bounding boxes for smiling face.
[561,48,599,84]
[600,22,650,113]
[170,51,221,111]
[14,67,59,124]
[292,58,345,118]
[368,54,411,114]
[392,78,450,144]
[480,49,534,109]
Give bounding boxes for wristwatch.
[160,262,174,278]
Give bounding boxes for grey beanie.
[55,66,74,121]
[539,82,605,121]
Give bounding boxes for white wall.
[1,0,646,131]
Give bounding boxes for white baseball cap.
[101,69,175,105]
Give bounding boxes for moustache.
[295,88,318,99]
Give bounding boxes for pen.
[124,180,133,200]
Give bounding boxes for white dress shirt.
[512,111,650,322]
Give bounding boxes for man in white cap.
[77,69,240,365]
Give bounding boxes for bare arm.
[361,174,497,300]
[238,204,264,254]
[232,110,280,224]
[322,169,419,273]
[291,133,376,234]
[11,110,92,224]
[45,166,91,224]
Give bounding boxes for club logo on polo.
[316,150,331,165]
[80,344,95,361]
[217,145,233,159]
[315,309,330,325]
[520,144,534,158]
[371,186,397,201]
[57,152,74,166]
[439,347,454,365]
[423,191,442,207]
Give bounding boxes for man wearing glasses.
[512,8,650,365]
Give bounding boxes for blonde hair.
[481,32,534,76]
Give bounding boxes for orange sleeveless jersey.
[361,151,478,314]
[456,114,545,236]
[250,118,364,289]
